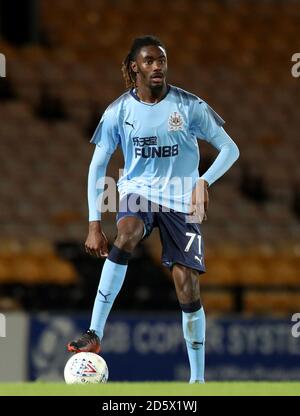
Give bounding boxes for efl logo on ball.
[64,352,108,384]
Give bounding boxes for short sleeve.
[90,106,120,154]
[190,99,225,142]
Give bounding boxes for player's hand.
[85,221,109,258]
[189,178,209,223]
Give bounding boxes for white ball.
[64,352,108,384]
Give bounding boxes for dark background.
[0,0,299,318]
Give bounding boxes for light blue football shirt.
[91,85,234,213]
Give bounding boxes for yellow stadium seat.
[244,291,300,316]
[202,290,234,314]
[41,258,79,285]
[203,258,238,286]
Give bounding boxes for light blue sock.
[90,258,127,340]
[182,307,206,383]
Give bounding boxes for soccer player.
[68,36,239,383]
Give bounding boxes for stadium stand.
[0,0,299,315]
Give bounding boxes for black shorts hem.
[162,259,206,275]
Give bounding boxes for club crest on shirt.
[168,112,184,131]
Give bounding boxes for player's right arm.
[85,145,112,258]
[85,105,120,258]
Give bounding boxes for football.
[64,352,108,384]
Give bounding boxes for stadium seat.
[202,290,234,314]
[244,291,300,316]
[1,0,300,312]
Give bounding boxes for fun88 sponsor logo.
[133,136,179,158]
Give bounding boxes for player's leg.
[68,216,144,353]
[172,264,206,384]
[156,210,206,382]
[89,216,144,336]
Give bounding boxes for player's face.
[132,45,167,90]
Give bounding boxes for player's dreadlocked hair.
[122,35,165,89]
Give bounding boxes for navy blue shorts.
[116,194,205,274]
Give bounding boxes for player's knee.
[178,285,200,304]
[115,229,142,252]
[173,265,201,304]
[115,216,144,252]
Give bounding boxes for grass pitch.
[0,382,299,396]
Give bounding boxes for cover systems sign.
[28,314,300,381]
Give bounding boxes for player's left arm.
[200,126,240,187]
[192,128,239,221]
[190,101,240,220]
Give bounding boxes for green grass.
[0,382,299,396]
